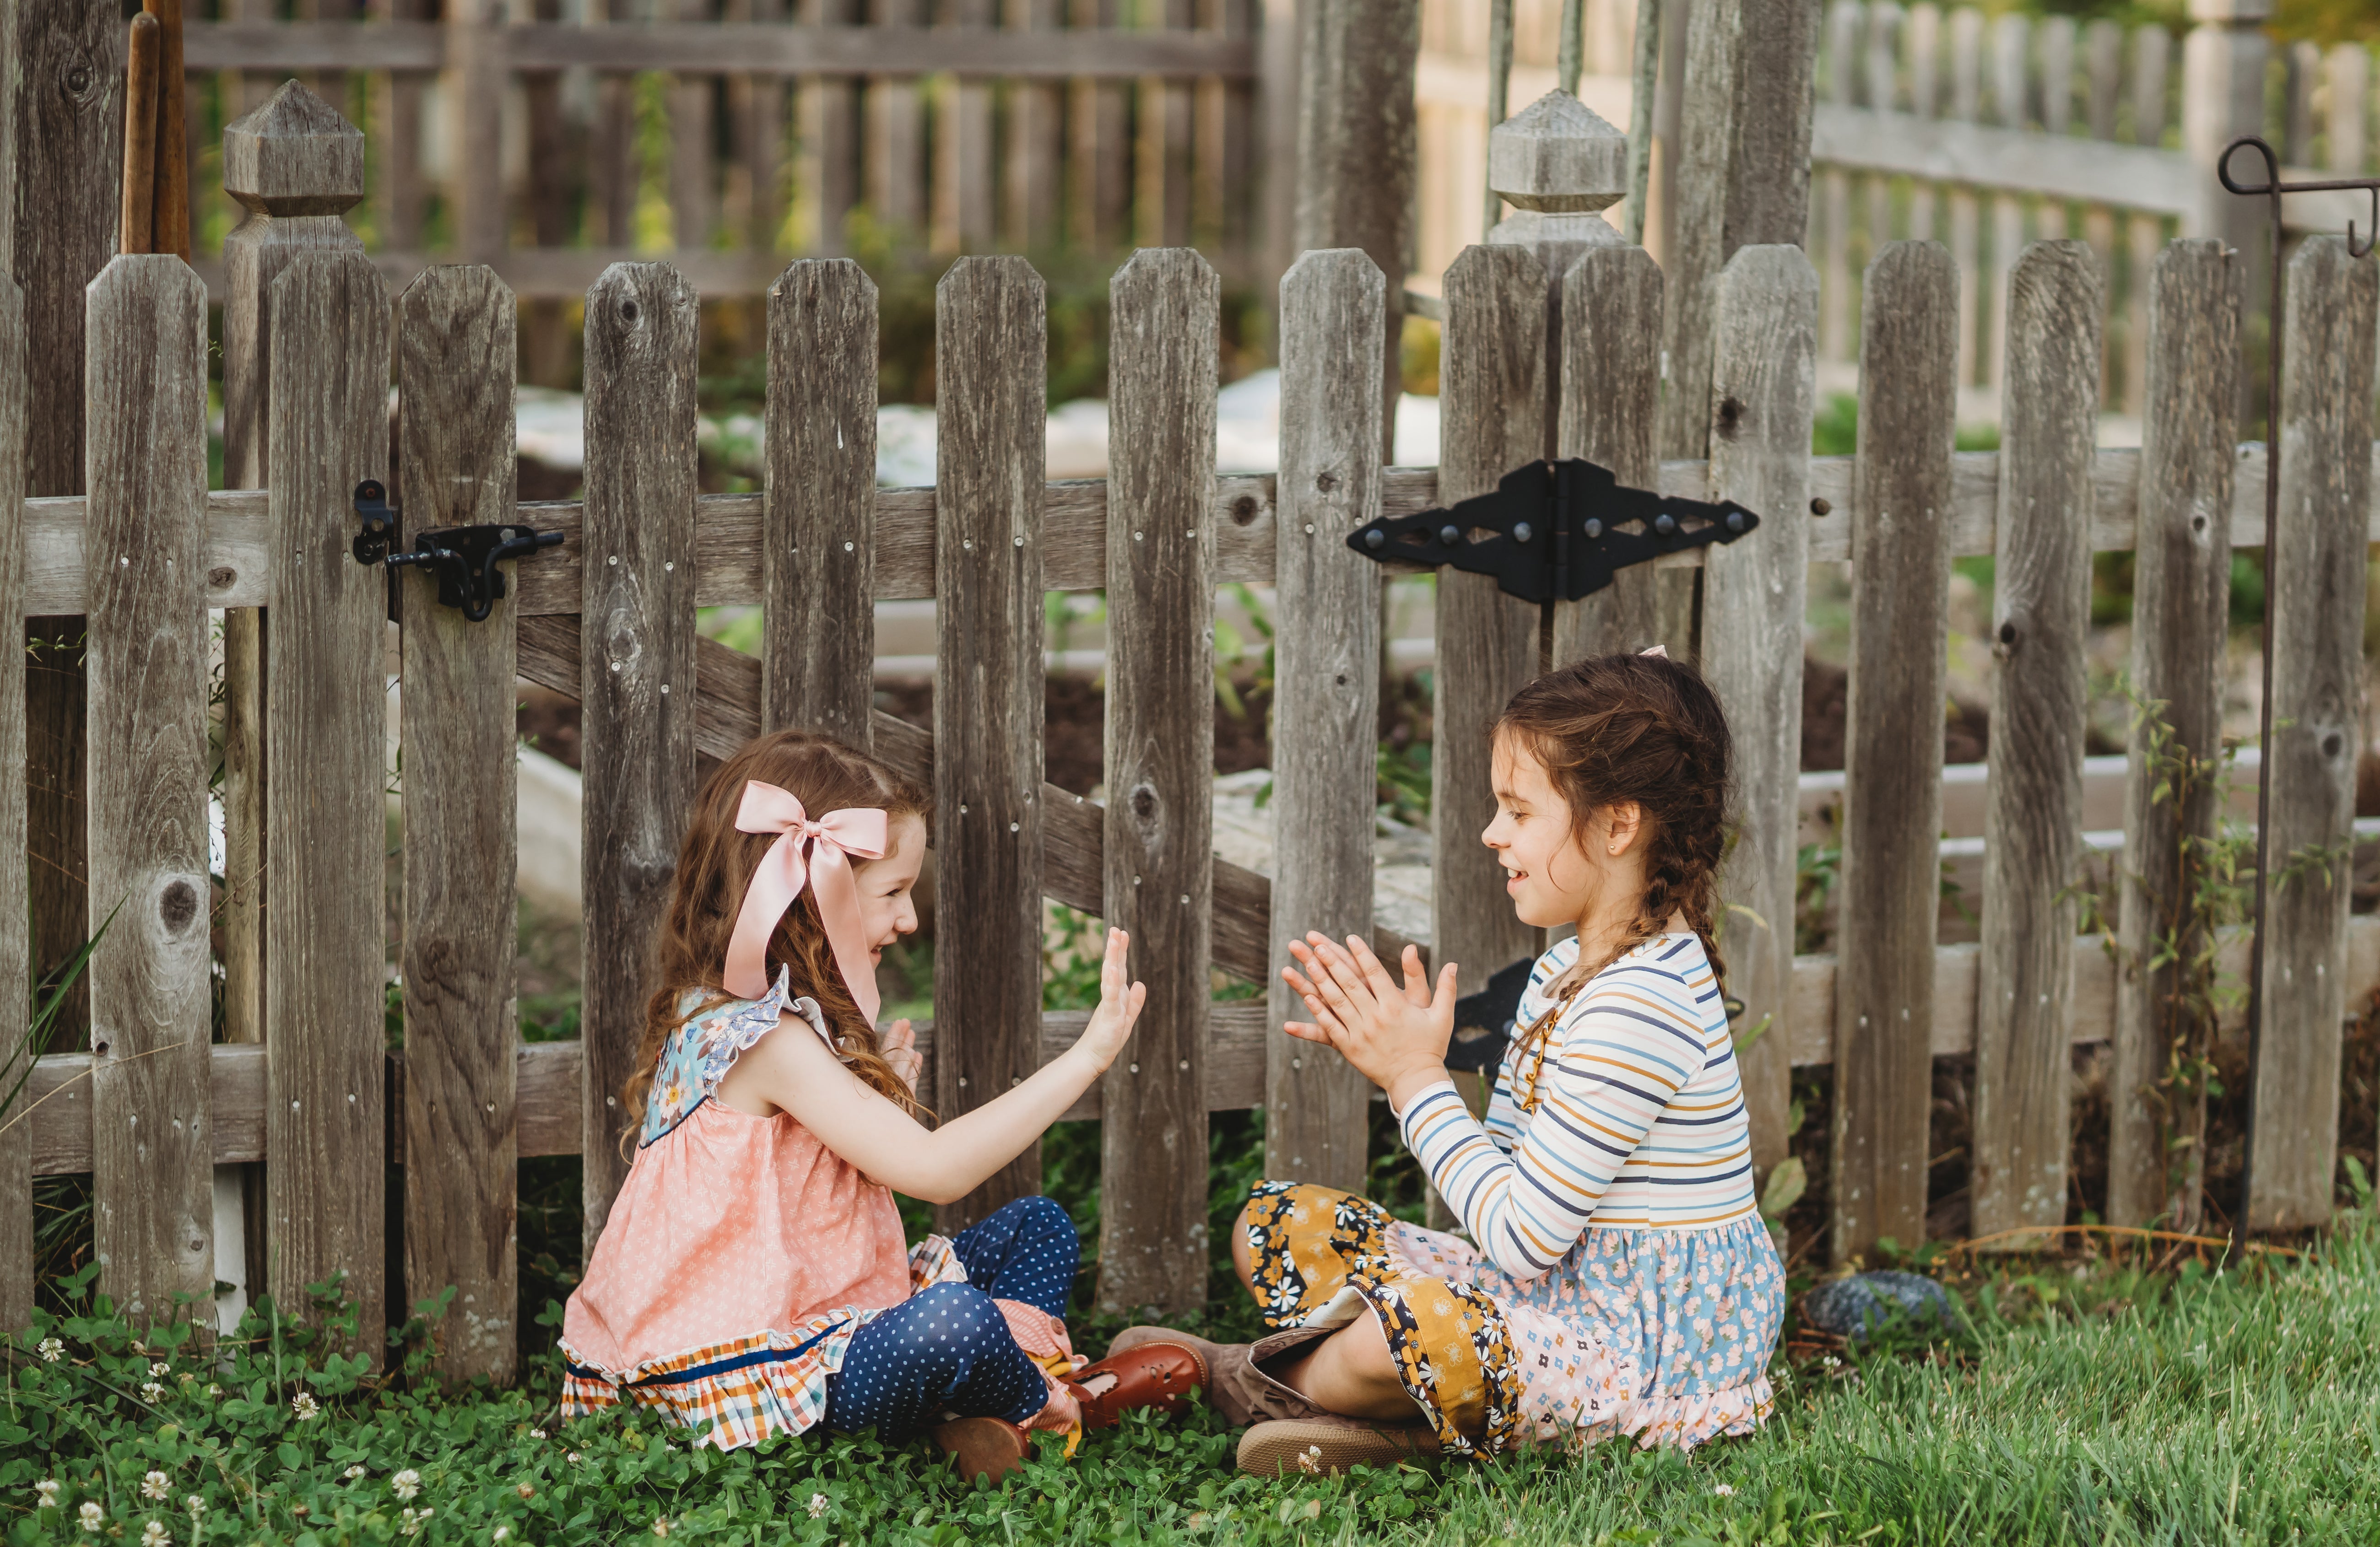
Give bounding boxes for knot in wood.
[2323,731,2344,758]
[1315,471,1339,494]
[207,566,237,589]
[61,54,98,102]
[1231,496,1260,525]
[160,879,200,933]
[1714,396,1745,440]
[1130,784,1160,822]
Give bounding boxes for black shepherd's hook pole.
[2216,137,2380,1259]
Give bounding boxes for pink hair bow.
[722,781,889,1024]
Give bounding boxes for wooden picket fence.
[172,0,1270,301]
[4,82,2378,1378]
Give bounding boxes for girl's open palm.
[1074,927,1148,1069]
[1282,933,1458,1101]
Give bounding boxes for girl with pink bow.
[559,730,1201,1479]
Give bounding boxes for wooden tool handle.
[120,11,161,256]
[144,0,190,264]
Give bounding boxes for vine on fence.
[2092,680,2352,1226]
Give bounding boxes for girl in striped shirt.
[1106,651,1785,1473]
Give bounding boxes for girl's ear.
[1605,801,1645,857]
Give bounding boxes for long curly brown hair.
[622,729,930,1131]
[1495,652,1733,1109]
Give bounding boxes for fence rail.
[5,80,2376,1358]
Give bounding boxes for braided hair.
[1496,652,1733,1110]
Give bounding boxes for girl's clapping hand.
[1282,933,1458,1108]
[1074,927,1148,1070]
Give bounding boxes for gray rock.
[1802,1270,1956,1342]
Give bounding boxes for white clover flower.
[131,1339,146,1355]
[292,1391,321,1420]
[345,1466,367,1481]
[79,1501,103,1533]
[140,1521,170,1547]
[1295,1445,1323,1476]
[652,1517,671,1537]
[204,1383,222,1399]
[528,1428,546,1440]
[37,1337,64,1363]
[141,1382,167,1403]
[391,1469,422,1501]
[1714,1482,1737,1497]
[400,1508,429,1538]
[492,1526,510,1542]
[806,1494,828,1520]
[34,1481,60,1509]
[564,1453,581,1466]
[150,1362,170,1379]
[184,1497,204,1518]
[142,1472,170,1501]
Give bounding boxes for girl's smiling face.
[854,813,927,964]
[1481,730,1644,931]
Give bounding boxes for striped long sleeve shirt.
[1396,932,1758,1280]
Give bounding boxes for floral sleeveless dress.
[559,969,1074,1450]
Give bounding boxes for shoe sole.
[931,1417,1027,1484]
[1237,1419,1442,1477]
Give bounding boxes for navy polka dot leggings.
[824,1195,1080,1439]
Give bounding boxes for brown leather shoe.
[930,1416,1030,1484]
[1067,1340,1208,1429]
[1106,1324,1338,1427]
[1237,1417,1443,1477]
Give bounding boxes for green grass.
[7,1214,2380,1545]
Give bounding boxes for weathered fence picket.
[2246,237,2377,1231]
[85,255,216,1327]
[579,263,704,1245]
[1971,239,2099,1243]
[1700,243,1817,1177]
[0,275,29,1335]
[262,249,391,1349]
[1264,248,1385,1197]
[1435,243,1547,1010]
[932,258,1049,1231]
[1098,248,1219,1315]
[219,82,370,1060]
[762,260,879,745]
[1833,239,1956,1266]
[398,266,521,1382]
[2109,239,2238,1234]
[1554,244,1661,662]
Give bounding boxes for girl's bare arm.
[715,927,1146,1205]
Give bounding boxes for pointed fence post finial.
[1487,91,1631,258]
[1488,90,1629,214]
[224,80,366,219]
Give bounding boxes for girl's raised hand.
[1075,927,1149,1069]
[1282,933,1458,1107]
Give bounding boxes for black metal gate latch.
[352,480,564,624]
[1347,458,1760,604]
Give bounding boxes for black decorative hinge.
[1347,458,1760,604]
[352,480,564,623]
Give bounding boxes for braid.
[1493,652,1737,1113]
